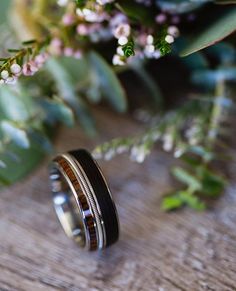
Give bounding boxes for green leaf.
[161,194,184,211]
[162,190,206,211]
[180,8,236,56]
[0,85,34,122]
[45,57,96,135]
[0,142,45,185]
[0,160,6,168]
[197,167,226,197]
[1,120,30,149]
[192,67,236,89]
[188,146,214,162]
[118,1,153,25]
[178,191,206,210]
[40,97,75,127]
[156,0,206,14]
[0,0,11,24]
[205,43,236,64]
[0,174,10,186]
[28,130,53,153]
[88,52,127,113]
[172,166,202,191]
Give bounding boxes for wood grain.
[0,109,236,291]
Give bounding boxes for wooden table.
[0,109,236,291]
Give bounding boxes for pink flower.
[74,50,82,59]
[77,24,89,35]
[22,61,38,76]
[62,13,76,26]
[64,47,74,57]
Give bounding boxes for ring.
[49,149,119,251]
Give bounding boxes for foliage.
[0,0,236,211]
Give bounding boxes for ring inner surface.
[50,167,86,247]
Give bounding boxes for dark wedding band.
[49,149,119,251]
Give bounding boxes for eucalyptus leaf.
[156,0,208,14]
[192,67,236,89]
[0,85,34,121]
[1,120,30,149]
[206,43,236,64]
[180,8,236,56]
[45,57,96,135]
[0,160,6,168]
[40,97,75,127]
[0,141,45,184]
[28,130,53,153]
[88,52,127,113]
[0,0,11,24]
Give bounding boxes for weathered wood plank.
[0,109,235,291]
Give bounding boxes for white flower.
[104,149,115,160]
[162,133,173,152]
[153,50,161,59]
[130,145,148,163]
[165,35,174,44]
[110,13,128,29]
[96,0,114,5]
[92,150,103,159]
[112,54,125,66]
[167,26,180,38]
[57,0,68,6]
[174,147,185,158]
[118,36,128,46]
[1,70,9,80]
[144,44,155,54]
[116,145,128,154]
[10,64,21,75]
[116,46,124,56]
[146,35,154,45]
[113,23,131,39]
[77,7,107,23]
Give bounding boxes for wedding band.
[49,149,119,251]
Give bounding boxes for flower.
[113,23,131,39]
[162,133,174,152]
[167,26,180,38]
[64,47,74,57]
[112,54,125,66]
[1,70,9,80]
[10,64,21,75]
[96,0,114,5]
[155,13,167,24]
[165,35,174,44]
[118,36,128,46]
[77,24,90,35]
[130,145,149,163]
[57,0,68,6]
[62,13,76,26]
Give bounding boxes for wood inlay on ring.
[54,156,98,251]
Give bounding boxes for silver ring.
[49,149,119,251]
